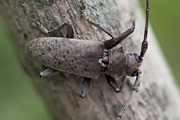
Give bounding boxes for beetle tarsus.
[32,21,49,34]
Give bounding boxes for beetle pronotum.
[26,0,150,119]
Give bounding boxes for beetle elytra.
[26,0,150,119]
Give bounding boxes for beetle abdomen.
[26,37,104,79]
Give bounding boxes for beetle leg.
[85,17,115,39]
[59,72,91,98]
[105,74,120,93]
[103,20,135,49]
[40,66,57,77]
[105,74,128,92]
[66,22,74,38]
[119,76,128,92]
[48,22,74,38]
[80,0,115,39]
[32,22,73,37]
[47,23,68,36]
[117,70,141,119]
[117,90,135,120]
[81,77,91,97]
[48,22,74,37]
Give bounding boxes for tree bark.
[1,0,180,120]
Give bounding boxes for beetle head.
[125,53,142,76]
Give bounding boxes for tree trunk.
[1,0,180,120]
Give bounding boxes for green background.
[0,0,180,120]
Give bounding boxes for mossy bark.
[1,0,180,120]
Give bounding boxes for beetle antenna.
[139,0,150,61]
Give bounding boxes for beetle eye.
[131,70,138,77]
[134,53,141,63]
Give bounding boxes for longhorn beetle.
[26,0,150,119]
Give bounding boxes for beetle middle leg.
[80,0,115,39]
[80,0,135,50]
[103,20,135,49]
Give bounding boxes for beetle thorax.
[103,48,127,80]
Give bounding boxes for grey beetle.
[26,0,150,118]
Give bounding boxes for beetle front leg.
[105,74,128,93]
[105,74,120,93]
[59,72,91,98]
[119,75,128,91]
[117,70,141,119]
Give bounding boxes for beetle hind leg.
[66,22,74,38]
[48,22,74,38]
[32,22,74,38]
[59,72,91,98]
[40,67,91,98]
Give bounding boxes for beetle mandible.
[26,0,150,119]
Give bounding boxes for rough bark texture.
[1,0,180,120]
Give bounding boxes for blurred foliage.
[0,0,180,120]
